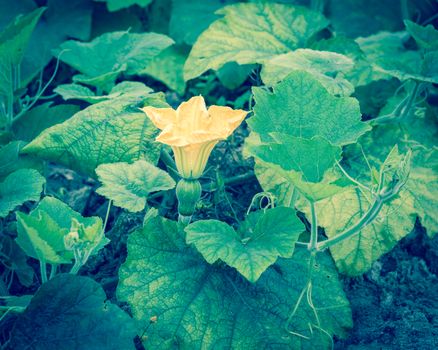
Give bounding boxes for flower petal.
[208,106,247,138]
[141,107,177,130]
[176,96,208,133]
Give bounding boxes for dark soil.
[335,225,438,350]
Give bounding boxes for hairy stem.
[308,201,318,250]
[316,194,385,251]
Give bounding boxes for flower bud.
[176,179,202,217]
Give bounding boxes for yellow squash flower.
[142,96,247,179]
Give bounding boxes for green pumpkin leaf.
[249,135,342,183]
[141,45,188,95]
[301,188,416,275]
[15,196,105,264]
[216,61,254,90]
[405,163,438,237]
[0,7,44,66]
[248,71,370,146]
[185,207,304,282]
[261,49,354,95]
[184,3,329,80]
[21,94,167,176]
[57,31,174,92]
[12,102,79,142]
[169,0,236,45]
[0,7,44,107]
[0,141,42,180]
[96,159,175,212]
[357,31,438,83]
[55,81,153,104]
[0,169,45,218]
[0,236,34,287]
[96,0,152,12]
[117,212,352,349]
[404,20,438,51]
[246,134,345,201]
[9,274,137,350]
[328,0,403,38]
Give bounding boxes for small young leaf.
[0,169,45,218]
[96,160,175,212]
[185,207,304,282]
[9,274,137,349]
[15,197,105,264]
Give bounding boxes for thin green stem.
[49,264,57,280]
[317,195,384,251]
[308,201,318,250]
[224,171,255,187]
[40,261,48,284]
[102,200,112,234]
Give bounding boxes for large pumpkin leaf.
[169,0,236,45]
[0,168,45,218]
[9,274,137,350]
[15,196,105,265]
[247,71,370,146]
[96,159,175,212]
[117,211,352,349]
[141,45,188,95]
[0,0,94,84]
[22,93,167,176]
[404,20,438,51]
[12,102,79,142]
[57,31,174,92]
[302,188,416,275]
[185,207,304,282]
[357,31,438,84]
[261,49,354,95]
[0,141,42,180]
[0,7,44,66]
[0,7,44,112]
[246,134,346,201]
[184,3,329,80]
